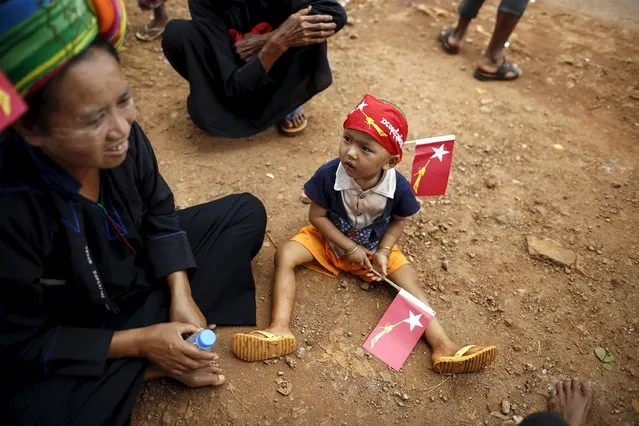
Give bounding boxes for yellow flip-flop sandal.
[231,330,297,362]
[432,345,498,374]
[279,106,307,137]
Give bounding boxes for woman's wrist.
[109,328,145,359]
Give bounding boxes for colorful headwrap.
[343,94,408,162]
[0,0,127,130]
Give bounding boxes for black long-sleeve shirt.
[0,123,195,383]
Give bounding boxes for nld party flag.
[410,135,455,196]
[363,289,436,370]
[0,71,28,132]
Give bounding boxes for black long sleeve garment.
[162,0,347,138]
[0,123,195,383]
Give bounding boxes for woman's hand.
[138,322,219,376]
[235,33,271,62]
[271,6,337,49]
[345,245,373,270]
[170,292,207,329]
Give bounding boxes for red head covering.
[343,94,408,161]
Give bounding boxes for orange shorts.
[291,225,410,283]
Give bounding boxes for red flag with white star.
[410,135,455,196]
[363,289,436,370]
[0,71,28,132]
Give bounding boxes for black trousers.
[2,194,266,426]
[520,412,568,425]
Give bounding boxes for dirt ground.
[123,0,639,424]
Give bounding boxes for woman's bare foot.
[281,108,306,130]
[171,364,226,388]
[549,380,595,426]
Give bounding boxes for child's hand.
[371,251,389,280]
[345,245,373,270]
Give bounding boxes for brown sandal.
[231,330,297,362]
[432,345,498,374]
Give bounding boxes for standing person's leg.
[439,0,485,53]
[386,262,497,374]
[474,0,529,80]
[136,0,169,42]
[177,193,267,325]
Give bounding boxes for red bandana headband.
[343,94,408,162]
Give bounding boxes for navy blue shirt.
[304,158,420,251]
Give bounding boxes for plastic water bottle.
[186,329,216,351]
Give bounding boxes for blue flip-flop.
[280,106,307,136]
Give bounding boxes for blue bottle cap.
[196,329,216,350]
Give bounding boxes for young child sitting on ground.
[232,94,497,373]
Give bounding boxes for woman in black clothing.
[162,0,347,137]
[0,37,266,426]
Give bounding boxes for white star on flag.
[402,310,424,332]
[430,144,450,162]
[354,100,368,113]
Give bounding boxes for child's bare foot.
[549,380,595,426]
[170,364,226,388]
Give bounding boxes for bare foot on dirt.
[549,379,595,426]
[171,364,226,388]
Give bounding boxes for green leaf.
[594,347,607,362]
[603,354,615,363]
[602,362,612,370]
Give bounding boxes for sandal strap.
[250,330,277,339]
[454,345,476,357]
[284,106,302,122]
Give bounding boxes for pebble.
[484,175,498,189]
[513,415,524,424]
[300,193,311,204]
[162,411,173,425]
[295,347,307,359]
[512,345,522,352]
[402,393,409,401]
[284,356,297,369]
[441,260,449,271]
[278,371,284,376]
[525,363,536,372]
[397,401,405,407]
[501,400,511,415]
[305,338,316,346]
[480,98,493,105]
[360,282,371,291]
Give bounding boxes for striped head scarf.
[0,0,127,130]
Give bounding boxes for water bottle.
[186,329,216,351]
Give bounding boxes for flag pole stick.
[371,268,402,292]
